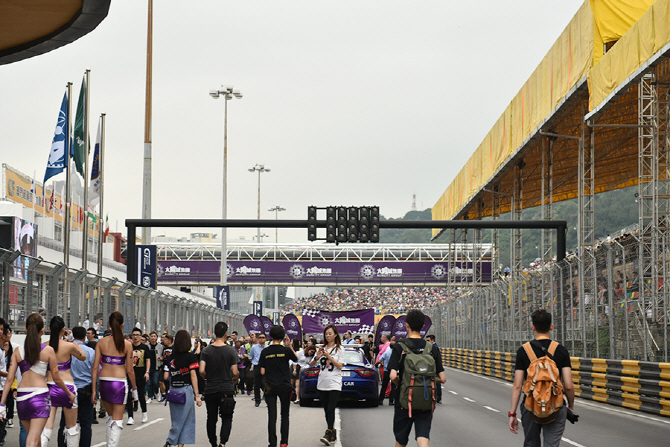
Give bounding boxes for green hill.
[381,186,639,266]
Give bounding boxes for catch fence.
[426,233,669,363]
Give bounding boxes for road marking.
[577,400,670,425]
[133,417,164,431]
[463,397,475,402]
[448,390,458,395]
[333,408,342,446]
[561,437,586,447]
[448,366,670,426]
[483,406,499,412]
[91,443,107,447]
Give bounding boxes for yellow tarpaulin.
[432,1,663,233]
[432,1,593,229]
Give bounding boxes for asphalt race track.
[7,368,667,447]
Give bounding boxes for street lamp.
[268,205,286,243]
[210,85,242,287]
[248,163,271,243]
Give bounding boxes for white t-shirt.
[316,346,346,391]
[0,352,5,388]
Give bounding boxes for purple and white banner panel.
[157,260,491,285]
[302,309,375,334]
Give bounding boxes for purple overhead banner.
[302,309,375,334]
[282,314,302,341]
[156,260,491,285]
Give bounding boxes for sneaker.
[255,401,260,407]
[158,396,165,403]
[5,420,12,428]
[127,417,135,425]
[319,429,331,446]
[141,412,148,423]
[247,391,251,396]
[280,444,288,447]
[294,399,300,404]
[92,419,99,425]
[146,398,152,404]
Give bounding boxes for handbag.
[164,365,187,405]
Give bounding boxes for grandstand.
[431,0,670,362]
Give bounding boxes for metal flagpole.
[142,0,153,244]
[97,114,106,278]
[64,82,73,267]
[82,69,91,270]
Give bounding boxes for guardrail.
[441,347,670,417]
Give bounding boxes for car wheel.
[300,398,314,407]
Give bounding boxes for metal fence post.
[68,270,87,327]
[84,274,99,326]
[102,278,118,322]
[46,263,67,323]
[26,257,42,322]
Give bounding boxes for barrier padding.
[442,348,670,418]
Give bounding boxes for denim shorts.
[393,407,433,444]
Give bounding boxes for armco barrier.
[442,347,670,417]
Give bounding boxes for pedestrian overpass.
[154,243,493,287]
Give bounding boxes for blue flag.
[44,92,69,185]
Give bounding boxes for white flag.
[89,117,102,207]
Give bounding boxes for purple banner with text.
[282,314,302,341]
[302,309,375,334]
[375,315,396,346]
[260,316,274,335]
[157,260,491,285]
[243,314,264,335]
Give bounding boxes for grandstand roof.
[0,0,110,66]
[431,0,669,238]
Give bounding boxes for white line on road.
[483,406,500,412]
[463,397,475,402]
[448,390,458,395]
[561,437,587,447]
[333,408,341,446]
[91,443,107,447]
[133,418,164,431]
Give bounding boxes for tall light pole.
[268,205,286,243]
[210,85,242,287]
[248,164,270,243]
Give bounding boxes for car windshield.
[343,350,365,364]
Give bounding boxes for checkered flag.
[303,309,321,318]
[359,324,373,333]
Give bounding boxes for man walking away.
[509,309,574,447]
[426,335,442,404]
[260,325,297,447]
[58,326,95,447]
[389,310,446,447]
[249,334,266,407]
[200,322,239,447]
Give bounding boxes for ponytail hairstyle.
[108,311,125,353]
[24,313,44,366]
[49,316,65,353]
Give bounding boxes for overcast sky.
[1,0,584,243]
